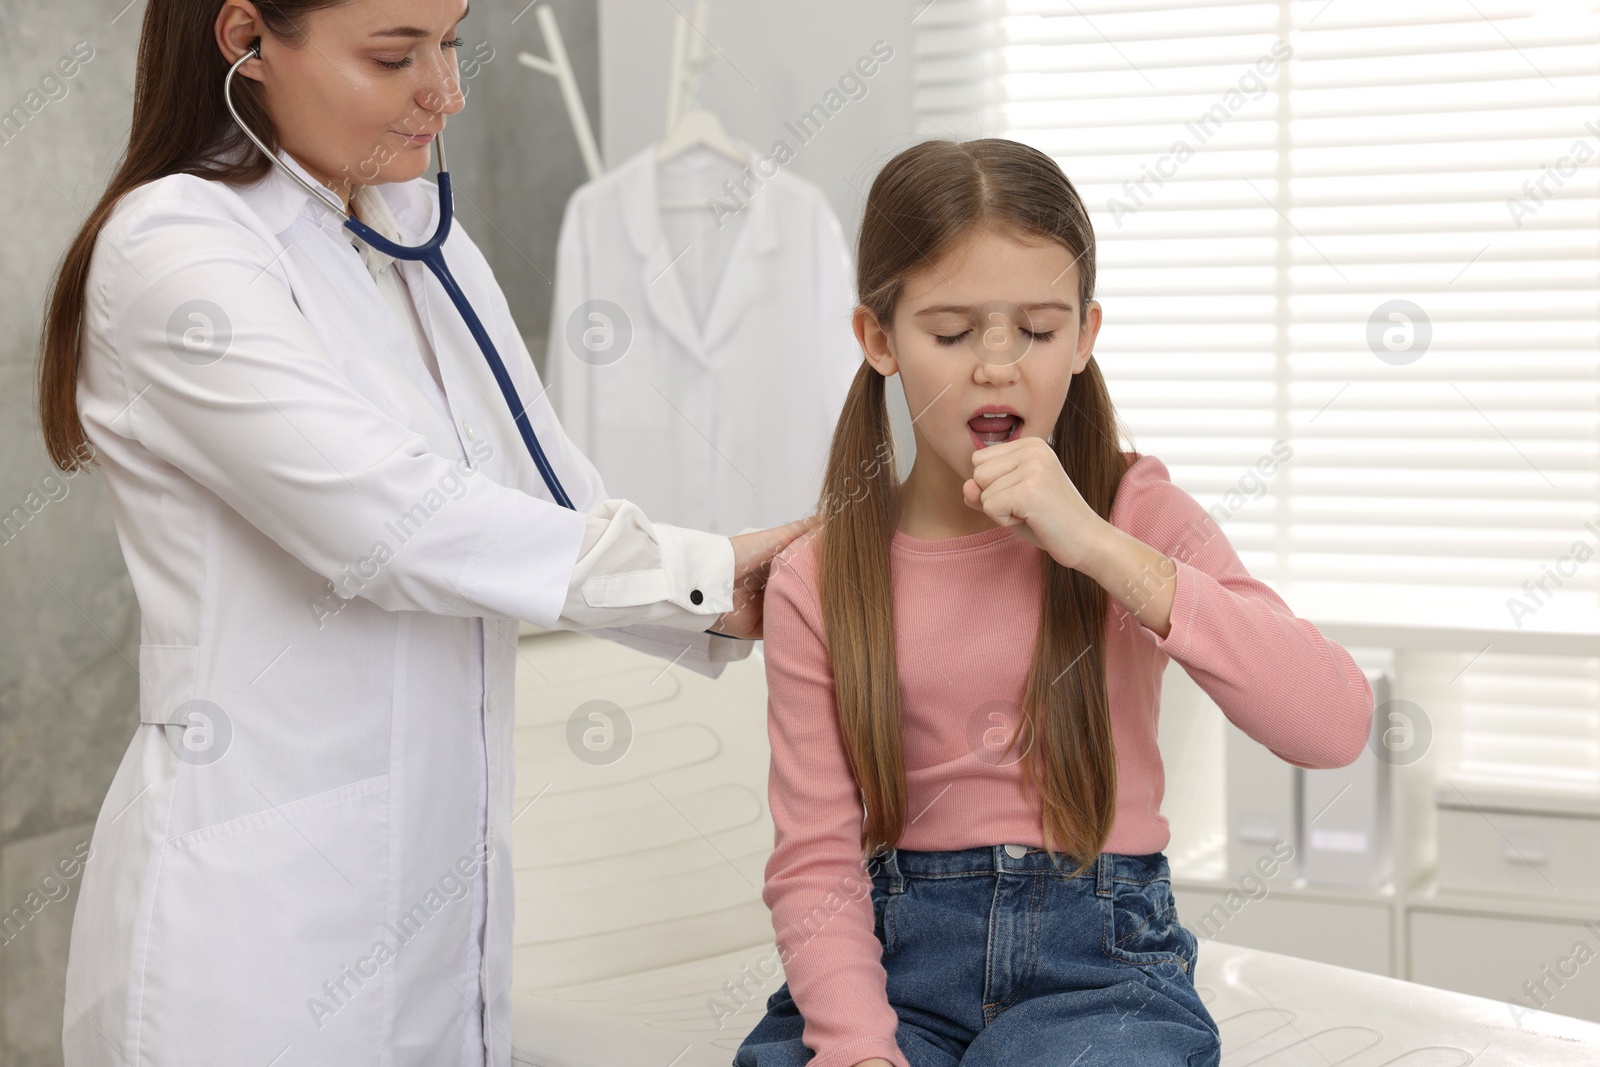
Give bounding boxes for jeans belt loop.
[870,847,903,895]
[1096,852,1114,898]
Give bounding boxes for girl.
[733,139,1374,1067]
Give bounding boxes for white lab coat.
[545,143,859,535]
[64,146,747,1067]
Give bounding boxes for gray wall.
[0,1,597,1063]
[1,6,148,1064]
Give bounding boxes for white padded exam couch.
[507,629,1600,1066]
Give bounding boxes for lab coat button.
[689,589,703,605]
[1004,843,1028,859]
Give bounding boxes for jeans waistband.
[868,845,1170,897]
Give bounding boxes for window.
[914,0,1600,789]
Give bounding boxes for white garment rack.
[516,6,604,181]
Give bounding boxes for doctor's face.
[218,0,471,204]
[855,225,1102,487]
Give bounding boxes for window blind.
[1458,652,1600,789]
[912,0,1600,790]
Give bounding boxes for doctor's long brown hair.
[821,139,1136,877]
[37,0,348,472]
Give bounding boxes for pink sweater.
[758,452,1374,1067]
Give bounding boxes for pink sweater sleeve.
[1113,456,1375,769]
[759,547,910,1067]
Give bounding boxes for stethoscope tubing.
[222,43,575,510]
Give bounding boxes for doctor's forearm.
[553,499,735,633]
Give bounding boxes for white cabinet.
[1435,781,1600,903]
[1409,908,1600,1024]
[1173,886,1393,975]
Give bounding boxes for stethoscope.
[223,41,575,510]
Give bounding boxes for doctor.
[35,0,817,1064]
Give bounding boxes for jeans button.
[1004,843,1028,859]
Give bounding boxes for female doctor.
[35,0,815,1064]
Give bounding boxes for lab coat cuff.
[596,623,755,679]
[648,523,737,633]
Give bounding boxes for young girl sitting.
[732,138,1374,1067]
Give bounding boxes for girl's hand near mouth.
[963,435,1111,572]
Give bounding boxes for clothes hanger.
[655,0,747,208]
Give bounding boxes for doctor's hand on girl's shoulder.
[709,513,826,640]
[964,436,1111,573]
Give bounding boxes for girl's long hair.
[820,138,1137,878]
[37,0,347,472]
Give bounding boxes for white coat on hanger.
[544,141,860,535]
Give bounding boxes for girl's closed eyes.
[931,326,1058,346]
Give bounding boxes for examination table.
[507,630,1600,1066]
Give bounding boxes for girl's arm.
[1086,454,1374,769]
[966,443,1372,770]
[758,545,912,1067]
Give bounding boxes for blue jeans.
[734,846,1220,1066]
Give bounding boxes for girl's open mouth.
[968,413,1022,447]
